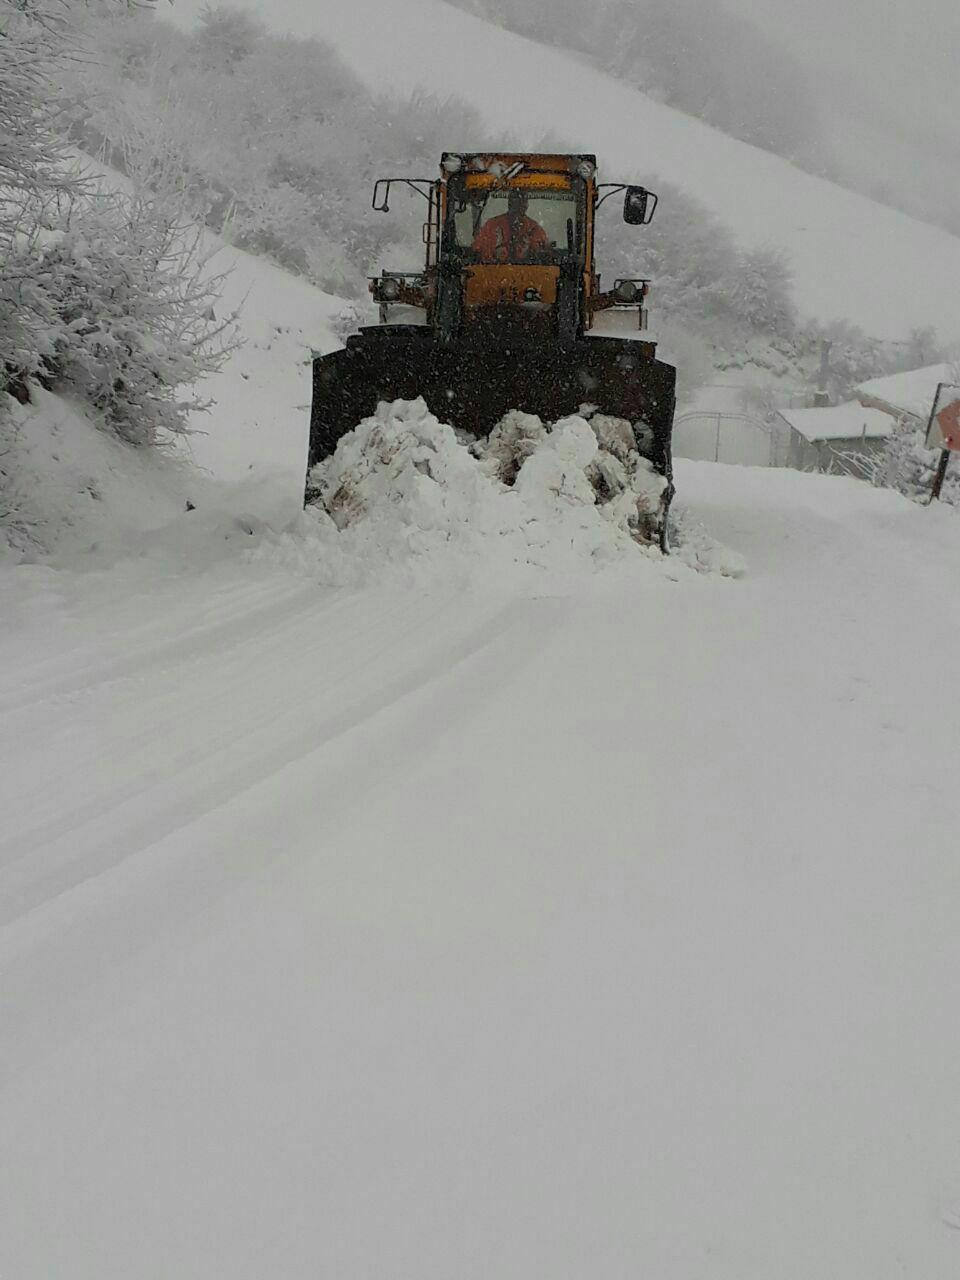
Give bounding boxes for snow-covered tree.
[727,247,796,337]
[7,191,237,443]
[2,0,236,443]
[194,3,265,73]
[1,1,84,240]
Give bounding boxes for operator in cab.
[472,189,548,262]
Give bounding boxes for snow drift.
[2,386,742,586]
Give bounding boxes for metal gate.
[673,411,788,467]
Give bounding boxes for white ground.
[2,152,960,1273]
[3,403,960,1275]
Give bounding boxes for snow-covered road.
[2,460,959,1278]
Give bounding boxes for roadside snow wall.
[0,388,199,563]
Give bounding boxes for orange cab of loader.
[369,152,657,345]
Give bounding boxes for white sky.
[725,0,960,226]
[726,0,959,134]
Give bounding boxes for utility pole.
[930,449,951,501]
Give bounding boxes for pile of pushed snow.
[283,399,743,586]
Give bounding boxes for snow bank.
[1,386,743,586]
[281,398,744,587]
[0,388,201,563]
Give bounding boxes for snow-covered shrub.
[1,1,84,226]
[1,0,85,390]
[726,247,796,338]
[1,1,238,444]
[5,192,237,443]
[194,3,265,73]
[878,422,960,508]
[601,179,741,325]
[2,1,144,406]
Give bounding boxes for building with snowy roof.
[854,362,956,425]
[774,402,894,473]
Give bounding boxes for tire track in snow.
[0,593,553,929]
[0,588,444,848]
[0,581,428,764]
[0,592,569,1091]
[0,579,324,716]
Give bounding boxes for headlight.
[577,160,596,180]
[441,154,463,174]
[380,277,401,301]
[615,279,640,303]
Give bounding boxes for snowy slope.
[167,0,960,341]
[177,235,345,489]
[0,209,349,561]
[3,453,960,1278]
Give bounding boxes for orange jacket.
[472,214,548,262]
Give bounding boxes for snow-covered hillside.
[171,231,347,488]
[167,0,960,342]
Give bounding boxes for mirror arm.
[372,178,438,213]
[596,183,626,209]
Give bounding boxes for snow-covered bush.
[877,422,960,508]
[6,193,237,443]
[601,179,740,325]
[1,0,101,405]
[726,247,796,338]
[1,1,85,225]
[1,0,235,445]
[193,3,265,73]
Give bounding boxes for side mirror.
[624,186,656,225]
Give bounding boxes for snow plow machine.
[307,152,677,549]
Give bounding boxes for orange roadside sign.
[935,398,960,450]
[925,382,960,451]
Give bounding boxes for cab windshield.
[448,181,583,264]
